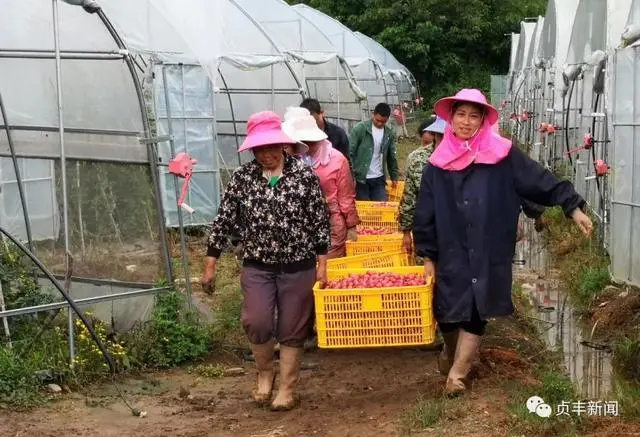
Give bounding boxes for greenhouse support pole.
[161,65,193,304]
[0,91,33,252]
[0,280,11,348]
[270,64,275,110]
[336,61,341,123]
[52,0,74,366]
[97,9,174,284]
[209,65,222,213]
[217,69,242,167]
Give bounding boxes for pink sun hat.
[238,111,296,152]
[434,88,499,126]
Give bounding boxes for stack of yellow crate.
[313,197,436,349]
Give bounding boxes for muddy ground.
[3,314,638,437]
[0,344,511,437]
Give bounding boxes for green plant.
[576,266,611,307]
[211,286,244,345]
[613,337,640,382]
[538,371,575,405]
[71,314,130,383]
[126,291,212,368]
[0,241,55,342]
[0,346,48,408]
[400,396,453,434]
[189,363,226,379]
[612,373,640,420]
[506,370,583,436]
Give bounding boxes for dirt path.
[1,346,517,437]
[3,335,639,436]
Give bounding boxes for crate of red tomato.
[313,266,435,349]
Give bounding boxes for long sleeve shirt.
[207,155,331,267]
[413,147,584,323]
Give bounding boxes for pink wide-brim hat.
[434,88,499,126]
[238,110,296,152]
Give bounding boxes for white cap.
[423,116,446,134]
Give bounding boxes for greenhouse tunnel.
[234,0,367,133]
[291,4,395,119]
[0,0,420,342]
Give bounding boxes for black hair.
[418,115,437,135]
[452,101,485,116]
[373,102,391,118]
[300,98,322,115]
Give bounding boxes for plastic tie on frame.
[168,152,198,214]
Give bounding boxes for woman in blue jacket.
[413,89,593,396]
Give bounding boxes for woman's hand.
[424,258,435,284]
[571,208,593,237]
[347,227,358,242]
[534,216,548,232]
[402,231,413,254]
[201,257,217,294]
[317,255,328,288]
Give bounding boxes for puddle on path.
[515,219,614,400]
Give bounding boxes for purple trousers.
[240,266,316,348]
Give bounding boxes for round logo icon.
[526,396,544,413]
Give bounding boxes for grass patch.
[400,396,460,435]
[506,370,585,436]
[188,363,226,379]
[612,374,640,421]
[543,206,610,309]
[612,337,640,420]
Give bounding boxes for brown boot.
[271,346,302,411]
[445,330,481,397]
[437,330,459,376]
[250,340,276,405]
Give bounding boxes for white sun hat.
[281,107,312,154]
[423,116,447,134]
[287,115,328,143]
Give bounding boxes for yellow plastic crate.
[314,266,435,349]
[356,232,404,240]
[327,249,413,270]
[346,235,404,256]
[386,180,405,202]
[356,201,400,231]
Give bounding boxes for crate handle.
[362,294,383,311]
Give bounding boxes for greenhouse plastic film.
[611,46,640,286]
[0,158,59,242]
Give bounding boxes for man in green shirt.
[349,103,400,201]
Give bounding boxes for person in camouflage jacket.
[399,116,445,253]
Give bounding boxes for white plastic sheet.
[565,0,607,65]
[607,0,633,50]
[528,17,545,67]
[0,157,59,241]
[353,31,413,101]
[514,22,536,72]
[610,45,640,285]
[291,4,373,67]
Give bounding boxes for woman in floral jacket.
[201,111,331,411]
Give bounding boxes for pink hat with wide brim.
[238,110,296,153]
[434,88,499,126]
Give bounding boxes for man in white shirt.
[348,103,399,201]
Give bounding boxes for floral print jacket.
[207,155,331,266]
